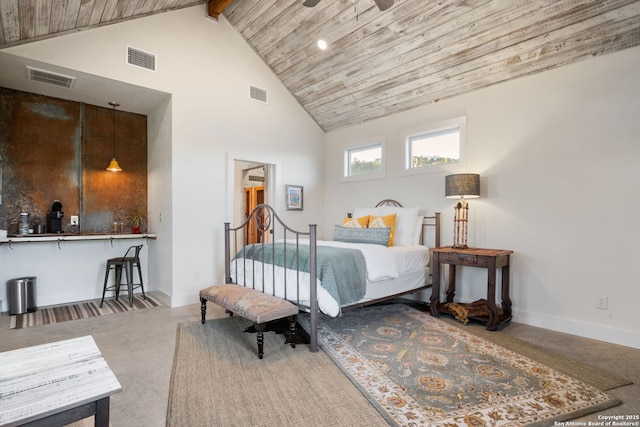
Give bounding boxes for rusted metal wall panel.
[82,103,147,233]
[0,87,147,234]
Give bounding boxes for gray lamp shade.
[445,174,480,198]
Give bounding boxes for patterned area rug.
[305,304,622,427]
[9,294,160,329]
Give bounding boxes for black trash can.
[7,277,37,315]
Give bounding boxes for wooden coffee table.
[0,336,122,427]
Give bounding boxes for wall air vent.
[127,46,157,71]
[26,66,75,88]
[249,85,268,103]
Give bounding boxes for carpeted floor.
[168,305,628,427]
[437,314,631,392]
[166,317,390,427]
[310,304,623,427]
[10,294,160,329]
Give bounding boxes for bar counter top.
[0,233,156,244]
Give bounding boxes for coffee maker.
[46,200,64,233]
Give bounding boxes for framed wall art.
[286,185,303,210]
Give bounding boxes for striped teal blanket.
[234,243,367,307]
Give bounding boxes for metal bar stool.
[100,245,146,307]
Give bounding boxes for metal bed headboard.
[374,199,440,248]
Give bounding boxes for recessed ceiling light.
[317,39,328,50]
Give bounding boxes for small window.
[343,141,384,181]
[404,117,465,172]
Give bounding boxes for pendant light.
[106,101,122,172]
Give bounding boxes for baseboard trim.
[513,308,639,349]
[168,291,199,308]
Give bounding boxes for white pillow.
[413,216,424,245]
[352,206,420,246]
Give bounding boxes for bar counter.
[0,233,157,311]
[0,233,156,245]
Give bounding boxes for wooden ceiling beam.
[208,0,235,19]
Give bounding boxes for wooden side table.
[430,247,513,330]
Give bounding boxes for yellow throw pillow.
[368,213,397,246]
[342,215,370,228]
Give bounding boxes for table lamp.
[445,173,480,249]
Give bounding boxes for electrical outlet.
[596,295,608,310]
[70,215,79,226]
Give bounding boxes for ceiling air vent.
[26,66,75,88]
[249,85,268,103]
[127,46,156,71]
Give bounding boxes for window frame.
[402,116,467,176]
[342,138,386,182]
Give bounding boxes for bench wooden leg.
[199,285,299,359]
[289,315,297,349]
[200,298,207,324]
[255,323,265,359]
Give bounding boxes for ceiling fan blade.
[373,0,394,11]
[303,0,321,7]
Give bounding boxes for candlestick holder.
[453,199,469,249]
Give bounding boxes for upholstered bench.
[199,284,299,359]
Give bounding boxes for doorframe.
[226,151,280,227]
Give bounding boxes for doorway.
[233,161,274,244]
[243,165,264,243]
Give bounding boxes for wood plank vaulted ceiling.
[1,0,639,131]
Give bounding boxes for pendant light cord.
[107,101,122,172]
[109,101,119,158]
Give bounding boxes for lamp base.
[452,202,469,249]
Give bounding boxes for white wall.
[1,6,325,308]
[324,46,640,348]
[147,98,173,301]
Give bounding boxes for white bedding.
[356,267,429,304]
[387,245,430,272]
[309,239,399,281]
[229,240,430,317]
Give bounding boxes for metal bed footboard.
[224,204,319,352]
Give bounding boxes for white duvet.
[229,240,427,317]
[298,239,399,281]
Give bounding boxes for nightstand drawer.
[441,252,477,265]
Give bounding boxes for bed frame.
[224,200,440,352]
